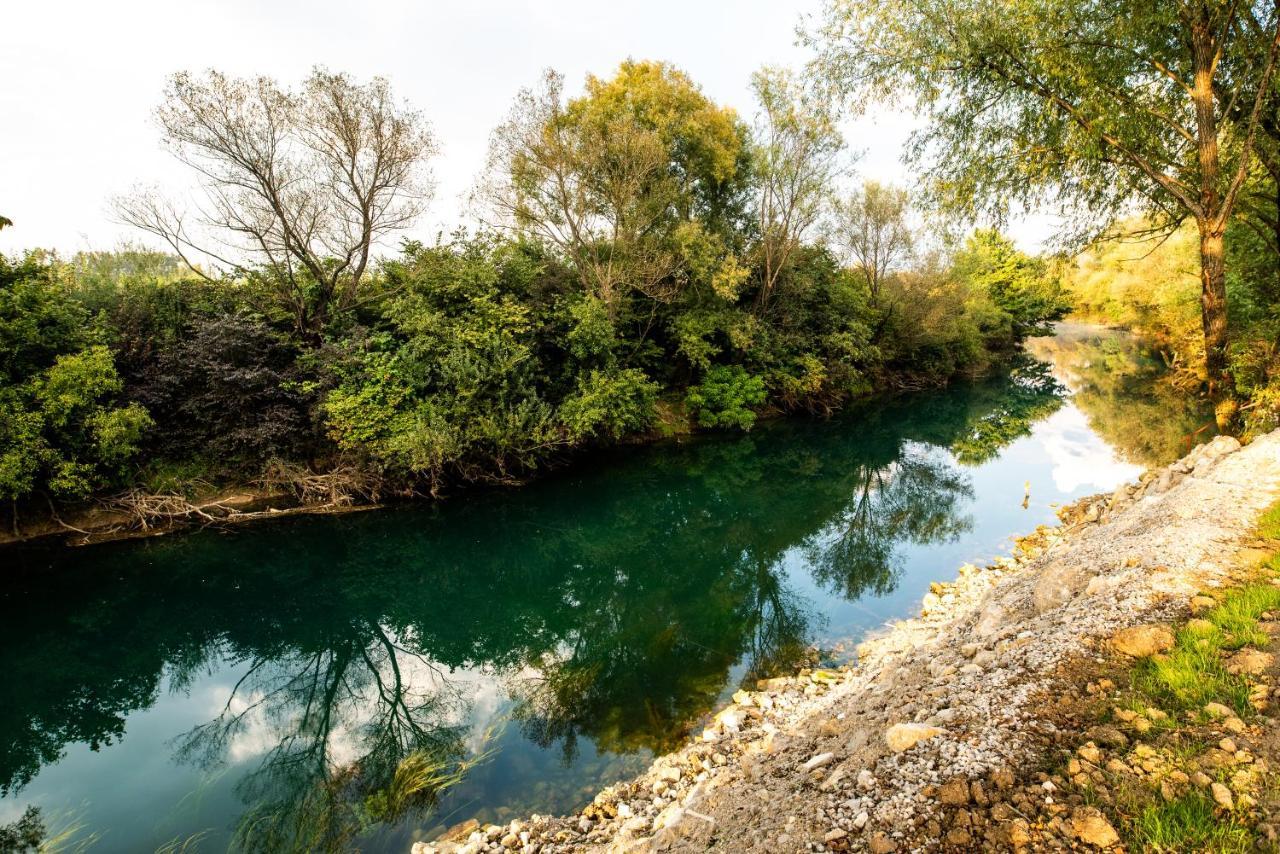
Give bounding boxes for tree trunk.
[1196,220,1233,401]
[1275,177,1280,293]
[1191,14,1237,429]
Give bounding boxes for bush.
[559,368,659,441]
[686,366,767,430]
[0,254,151,502]
[135,314,312,467]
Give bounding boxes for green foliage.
[810,0,1280,403]
[559,369,659,442]
[952,230,1071,341]
[0,255,151,502]
[1066,223,1204,367]
[686,366,767,430]
[1067,220,1280,436]
[2,60,1087,508]
[562,295,617,363]
[322,236,562,486]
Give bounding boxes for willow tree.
[811,0,1280,425]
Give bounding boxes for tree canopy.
[810,0,1280,424]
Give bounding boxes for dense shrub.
[0,61,1086,509]
[0,254,150,502]
[134,314,314,467]
[686,366,768,430]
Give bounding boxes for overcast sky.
[0,0,1054,257]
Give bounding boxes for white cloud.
[1033,406,1142,493]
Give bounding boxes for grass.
[1126,790,1254,853]
[1130,582,1280,717]
[1082,499,1280,853]
[139,459,220,497]
[1258,502,1280,542]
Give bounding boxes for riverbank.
[0,348,1037,549]
[414,429,1280,853]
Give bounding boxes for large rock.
[1071,807,1119,848]
[1032,559,1096,613]
[1191,435,1242,477]
[1110,624,1175,658]
[1226,648,1274,675]
[938,777,970,805]
[885,722,945,752]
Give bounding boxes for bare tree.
[750,67,845,309]
[116,68,437,341]
[831,181,913,304]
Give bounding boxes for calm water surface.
[0,325,1213,852]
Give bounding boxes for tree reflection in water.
[0,360,1072,850]
[806,450,974,600]
[1026,325,1215,467]
[171,627,472,852]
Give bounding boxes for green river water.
[0,324,1213,852]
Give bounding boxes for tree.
[117,68,437,341]
[831,181,912,304]
[952,229,1071,340]
[750,67,846,308]
[1228,16,1280,291]
[479,61,752,317]
[0,216,12,231]
[811,0,1280,426]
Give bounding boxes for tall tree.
[831,180,913,304]
[117,68,437,341]
[750,67,846,308]
[811,0,1280,425]
[479,61,752,317]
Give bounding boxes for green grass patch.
[1125,789,1253,853]
[1257,501,1280,541]
[1131,583,1280,717]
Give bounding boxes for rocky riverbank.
[412,430,1280,853]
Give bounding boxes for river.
[0,323,1213,853]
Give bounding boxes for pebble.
[802,752,835,772]
[1211,781,1235,810]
